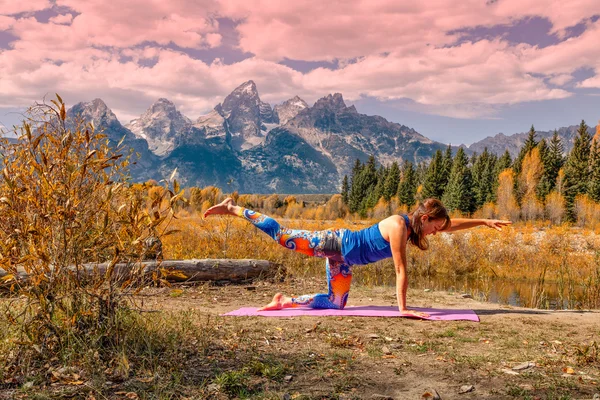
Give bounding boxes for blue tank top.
[341,215,410,266]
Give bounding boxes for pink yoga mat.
[222,305,479,321]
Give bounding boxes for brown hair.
[408,198,451,250]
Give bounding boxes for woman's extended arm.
[444,218,512,233]
[384,216,429,318]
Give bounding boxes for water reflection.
[412,275,591,310]
[353,271,589,310]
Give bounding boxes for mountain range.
[65,80,599,193]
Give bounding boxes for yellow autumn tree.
[545,191,565,225]
[496,169,520,221]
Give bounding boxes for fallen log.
[0,259,285,284]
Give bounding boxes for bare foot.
[203,198,238,218]
[258,293,293,311]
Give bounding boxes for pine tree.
[442,147,474,214]
[514,125,538,203]
[536,132,564,201]
[514,125,538,176]
[441,144,453,189]
[356,155,378,215]
[365,165,386,210]
[348,158,364,213]
[341,175,350,205]
[535,139,550,200]
[398,160,417,207]
[588,139,600,202]
[383,161,400,201]
[564,120,592,221]
[497,150,512,172]
[471,148,496,209]
[415,161,428,187]
[422,150,445,199]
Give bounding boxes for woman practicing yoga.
[204,197,511,318]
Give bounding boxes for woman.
[204,197,511,318]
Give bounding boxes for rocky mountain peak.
[274,96,309,125]
[217,80,271,151]
[313,93,347,112]
[126,98,192,157]
[68,98,119,127]
[227,80,259,101]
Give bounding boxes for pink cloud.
[49,13,73,25]
[0,15,14,30]
[0,0,52,15]
[222,0,600,62]
[1,0,598,122]
[50,0,222,49]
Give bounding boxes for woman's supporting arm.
[385,216,429,318]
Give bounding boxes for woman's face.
[421,216,446,236]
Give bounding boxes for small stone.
[458,385,474,394]
[382,346,392,355]
[284,375,293,382]
[23,381,34,389]
[460,294,473,299]
[424,289,432,292]
[207,383,219,392]
[512,362,535,371]
[283,394,292,400]
[501,368,520,376]
[592,393,599,400]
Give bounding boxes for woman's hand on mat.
[400,309,429,318]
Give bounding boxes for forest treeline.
[169,120,600,227]
[341,120,600,225]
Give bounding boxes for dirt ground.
[136,278,600,400]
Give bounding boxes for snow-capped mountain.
[126,98,193,157]
[273,96,308,125]
[67,99,158,180]
[67,82,451,193]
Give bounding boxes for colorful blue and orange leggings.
[237,208,352,309]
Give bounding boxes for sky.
[0,1,599,145]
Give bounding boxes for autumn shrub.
[0,97,182,376]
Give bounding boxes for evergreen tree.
[496,150,512,172]
[347,159,364,213]
[588,139,600,202]
[536,133,564,201]
[514,125,538,203]
[354,155,378,215]
[415,161,428,187]
[341,175,350,205]
[514,125,538,176]
[564,120,592,221]
[365,165,386,210]
[471,148,496,209]
[422,150,445,199]
[383,161,400,201]
[398,160,417,207]
[441,144,453,189]
[442,147,474,213]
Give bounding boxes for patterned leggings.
[237,208,352,309]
